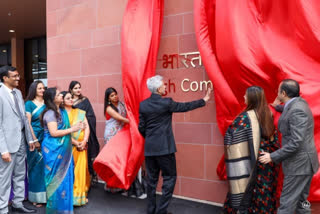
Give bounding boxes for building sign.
[158,51,202,69]
[158,51,212,95]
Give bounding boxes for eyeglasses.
[8,74,20,79]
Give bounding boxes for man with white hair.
[138,75,211,214]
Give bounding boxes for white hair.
[147,75,163,93]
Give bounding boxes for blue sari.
[42,109,74,214]
[25,101,46,203]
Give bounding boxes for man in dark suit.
[138,75,211,214]
[259,79,319,214]
[0,66,36,214]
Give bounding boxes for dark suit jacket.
[138,94,206,156]
[271,97,319,175]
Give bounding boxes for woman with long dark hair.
[69,81,100,183]
[25,81,46,207]
[103,87,129,144]
[223,86,280,213]
[61,91,91,206]
[40,87,83,213]
[101,87,129,193]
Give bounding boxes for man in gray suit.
[259,79,319,214]
[0,66,36,214]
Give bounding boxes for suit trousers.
[278,175,313,214]
[145,153,177,214]
[0,134,26,214]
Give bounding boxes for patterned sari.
[42,109,74,214]
[25,101,46,203]
[67,108,90,206]
[223,110,280,214]
[104,102,127,144]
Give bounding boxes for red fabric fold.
[194,0,320,201]
[93,0,164,189]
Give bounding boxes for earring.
[108,100,111,105]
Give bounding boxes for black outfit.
[73,97,100,177]
[138,93,205,214]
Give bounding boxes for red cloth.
[194,0,320,201]
[93,0,164,189]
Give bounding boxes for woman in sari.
[25,80,46,206]
[223,86,280,214]
[69,81,100,184]
[61,91,91,206]
[103,87,129,144]
[102,87,129,193]
[40,88,83,214]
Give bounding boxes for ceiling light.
[9,30,15,33]
[2,50,7,53]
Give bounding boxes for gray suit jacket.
[271,97,319,175]
[0,84,33,154]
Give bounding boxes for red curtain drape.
[93,0,164,189]
[194,0,320,201]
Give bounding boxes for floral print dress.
[104,102,127,144]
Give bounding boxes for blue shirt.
[284,97,298,110]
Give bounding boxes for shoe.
[11,206,36,213]
[91,175,98,186]
[121,191,129,197]
[137,193,147,199]
[298,200,311,211]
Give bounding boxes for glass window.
[25,37,47,89]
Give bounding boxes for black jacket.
[138,93,206,156]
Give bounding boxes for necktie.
[11,90,25,129]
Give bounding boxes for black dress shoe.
[11,206,36,213]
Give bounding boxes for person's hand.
[29,143,35,152]
[71,122,82,132]
[35,141,41,149]
[76,141,86,151]
[203,88,212,102]
[80,121,87,130]
[1,153,11,162]
[271,97,281,107]
[124,118,130,124]
[259,151,272,164]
